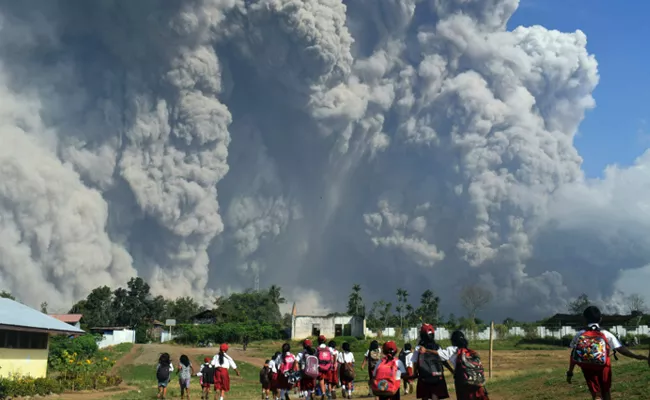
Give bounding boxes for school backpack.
[417,346,444,384]
[455,348,486,387]
[156,363,171,382]
[341,361,356,381]
[571,328,610,369]
[202,364,216,385]
[398,350,408,367]
[371,359,400,397]
[303,353,320,378]
[317,348,333,373]
[280,354,296,375]
[368,349,381,372]
[260,366,271,385]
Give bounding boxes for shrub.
[49,334,99,368]
[494,324,509,339]
[176,323,283,344]
[0,376,63,398]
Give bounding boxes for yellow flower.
[103,357,109,361]
[68,360,74,364]
[86,359,92,364]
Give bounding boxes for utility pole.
[254,272,260,292]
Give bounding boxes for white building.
[290,304,365,340]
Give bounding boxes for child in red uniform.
[299,340,318,399]
[567,306,649,400]
[423,331,489,400]
[411,324,451,400]
[211,343,241,400]
[316,335,333,400]
[276,343,296,400]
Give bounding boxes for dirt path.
[55,384,139,400]
[129,343,267,367]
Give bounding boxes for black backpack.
[417,344,444,384]
[157,363,171,382]
[398,350,408,366]
[202,364,216,385]
[259,366,271,385]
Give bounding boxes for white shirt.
[211,353,237,369]
[338,351,355,364]
[372,358,407,380]
[268,359,278,374]
[570,323,622,352]
[436,346,459,366]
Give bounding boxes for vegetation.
[0,290,14,300]
[175,322,283,344]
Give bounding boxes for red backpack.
[371,358,400,397]
[571,328,611,370]
[317,348,332,373]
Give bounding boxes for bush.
[0,376,64,398]
[494,324,509,339]
[176,323,283,344]
[49,334,99,367]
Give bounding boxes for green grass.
[115,354,264,399]
[487,360,650,399]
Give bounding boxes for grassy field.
[105,340,650,400]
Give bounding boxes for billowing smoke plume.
[0,0,645,319]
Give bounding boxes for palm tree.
[347,284,364,317]
[268,285,286,305]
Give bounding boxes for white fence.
[365,325,650,342]
[161,331,177,343]
[96,329,136,348]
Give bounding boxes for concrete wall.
[96,329,136,349]
[366,325,650,342]
[0,347,49,378]
[161,331,177,343]
[291,316,365,340]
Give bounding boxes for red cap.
[204,357,211,363]
[318,335,326,342]
[383,341,397,354]
[420,323,435,335]
[303,339,312,347]
[220,343,229,352]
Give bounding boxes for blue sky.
[508,0,650,178]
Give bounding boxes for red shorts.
[416,379,450,399]
[214,368,230,392]
[581,366,612,395]
[327,369,338,385]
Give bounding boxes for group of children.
[257,326,489,400]
[154,305,650,400]
[156,343,240,400]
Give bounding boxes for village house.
[290,304,365,340]
[0,298,84,378]
[48,313,83,329]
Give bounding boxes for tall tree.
[380,302,393,331]
[626,294,646,314]
[214,290,282,325]
[40,302,48,313]
[71,285,115,328]
[460,285,492,321]
[166,296,204,324]
[568,293,591,315]
[346,284,365,317]
[0,291,15,300]
[395,288,409,329]
[268,285,286,305]
[418,290,440,324]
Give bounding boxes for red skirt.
[403,367,414,383]
[327,368,339,385]
[455,383,489,400]
[416,378,449,399]
[270,372,279,391]
[215,368,230,392]
[276,370,293,390]
[300,376,316,391]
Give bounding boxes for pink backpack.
[317,348,333,373]
[280,354,295,374]
[303,353,319,378]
